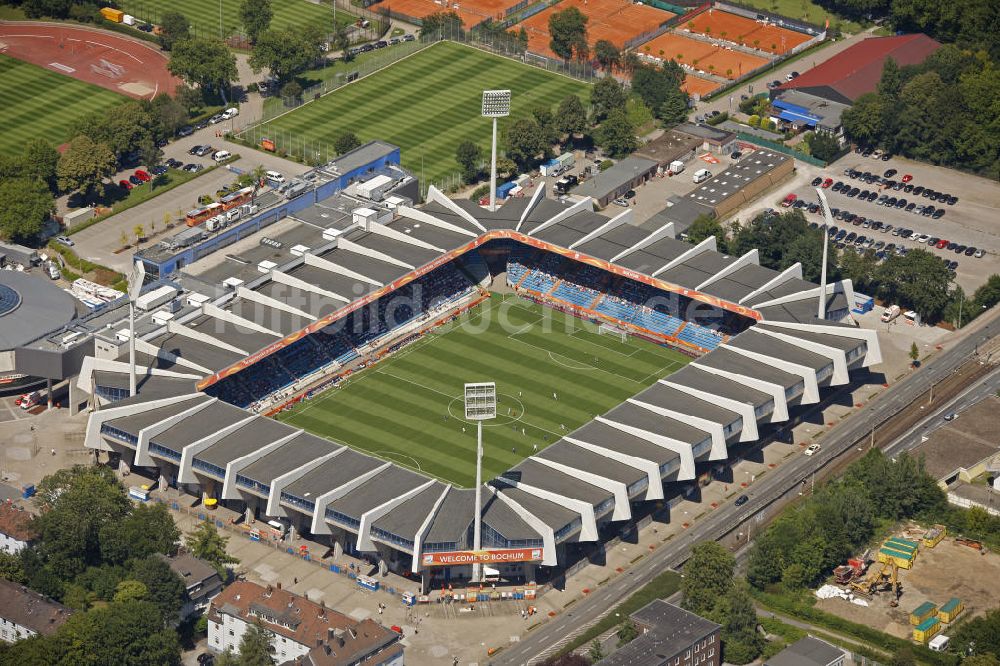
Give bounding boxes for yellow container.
[923,525,946,548]
[913,617,941,643]
[910,601,937,625]
[100,7,124,22]
[938,598,963,623]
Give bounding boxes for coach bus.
[185,202,224,227]
[220,186,254,211]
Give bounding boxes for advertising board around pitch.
[422,547,543,566]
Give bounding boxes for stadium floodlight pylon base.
[465,382,496,583]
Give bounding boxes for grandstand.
[80,180,878,585]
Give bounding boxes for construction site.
[815,523,999,643]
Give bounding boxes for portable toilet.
[913,617,942,643]
[937,598,963,623]
[910,601,938,626]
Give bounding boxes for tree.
[169,37,238,95]
[595,108,636,157]
[99,501,179,566]
[151,94,188,139]
[505,118,546,169]
[658,86,690,126]
[279,80,303,103]
[877,57,902,98]
[239,619,276,666]
[214,650,242,666]
[57,135,117,200]
[419,11,463,39]
[249,27,324,82]
[962,657,1000,666]
[841,92,888,148]
[889,646,917,666]
[616,617,638,646]
[128,556,186,622]
[555,94,588,139]
[0,178,54,242]
[113,579,149,603]
[973,274,1000,311]
[0,551,26,584]
[159,11,190,51]
[240,0,273,44]
[594,39,620,71]
[685,214,726,251]
[20,139,60,192]
[587,638,605,662]
[682,541,734,617]
[953,607,1000,660]
[875,249,953,321]
[139,140,164,191]
[186,520,238,578]
[632,64,685,119]
[334,131,362,156]
[532,106,561,147]
[53,600,181,665]
[805,131,841,162]
[120,231,130,249]
[548,7,588,62]
[721,580,763,664]
[591,75,627,121]
[909,342,919,364]
[455,140,482,184]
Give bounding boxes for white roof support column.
[135,338,212,374]
[564,437,663,501]
[202,303,282,336]
[755,327,849,385]
[303,252,383,286]
[178,415,258,484]
[426,185,488,232]
[568,209,632,249]
[693,363,789,422]
[491,487,557,567]
[269,270,351,304]
[652,235,716,277]
[526,196,594,237]
[357,480,437,553]
[236,286,315,321]
[84,394,204,452]
[609,223,675,263]
[309,463,392,536]
[516,182,548,232]
[135,398,218,467]
[626,399,728,461]
[494,478,598,542]
[696,249,760,292]
[740,263,802,305]
[661,375,757,442]
[532,456,631,521]
[723,344,820,404]
[411,486,452,574]
[222,430,303,501]
[265,448,345,518]
[337,238,414,270]
[77,357,200,396]
[370,221,444,252]
[166,320,248,356]
[397,206,478,238]
[761,319,881,367]
[596,416,696,480]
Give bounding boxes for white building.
[0,580,73,644]
[0,502,36,555]
[207,581,403,665]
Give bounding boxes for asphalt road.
[497,315,999,665]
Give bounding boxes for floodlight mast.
[482,90,511,213]
[464,382,496,582]
[126,261,146,397]
[815,188,832,321]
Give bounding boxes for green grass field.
[276,295,690,487]
[0,55,124,156]
[119,0,356,39]
[252,41,590,186]
[738,0,864,33]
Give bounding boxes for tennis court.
[681,74,720,97]
[521,0,674,59]
[380,0,524,28]
[640,31,767,77]
[678,8,813,54]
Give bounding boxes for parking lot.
[769,152,1000,293]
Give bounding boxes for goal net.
[598,323,628,342]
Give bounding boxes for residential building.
[160,552,224,618]
[0,501,37,555]
[765,636,845,666]
[0,580,73,644]
[207,581,402,665]
[598,599,721,666]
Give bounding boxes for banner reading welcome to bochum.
[422,548,544,566]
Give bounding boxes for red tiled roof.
[0,502,37,542]
[777,34,940,102]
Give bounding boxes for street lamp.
[482,90,511,212]
[125,261,146,398]
[465,382,496,583]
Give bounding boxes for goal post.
[598,323,628,343]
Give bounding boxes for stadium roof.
[0,272,78,350]
[775,34,941,105]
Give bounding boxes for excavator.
[850,561,902,603]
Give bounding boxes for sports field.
[251,41,589,186]
[119,0,356,38]
[521,0,675,58]
[276,295,690,487]
[0,55,124,156]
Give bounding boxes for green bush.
[706,112,729,126]
[470,184,489,201]
[599,159,614,171]
[748,114,760,127]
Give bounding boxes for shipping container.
[100,7,124,22]
[913,617,941,643]
[910,601,938,625]
[923,525,946,548]
[937,598,963,623]
[135,285,178,312]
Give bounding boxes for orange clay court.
[639,31,770,79]
[522,0,674,58]
[678,8,812,54]
[381,0,526,27]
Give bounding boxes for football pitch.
[275,295,691,487]
[0,55,124,156]
[119,0,356,38]
[252,41,590,186]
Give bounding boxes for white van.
[266,170,285,185]
[693,168,712,183]
[222,107,239,119]
[212,150,231,163]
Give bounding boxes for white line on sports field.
[506,335,647,386]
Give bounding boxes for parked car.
[128,174,142,185]
[55,235,74,247]
[781,193,797,207]
[811,176,823,187]
[150,165,168,176]
[935,239,949,249]
[119,179,133,190]
[208,113,225,124]
[972,248,983,257]
[884,168,897,178]
[804,444,821,456]
[403,33,416,41]
[165,158,183,169]
[176,125,194,137]
[135,169,151,181]
[822,178,833,188]
[735,494,749,506]
[932,208,945,219]
[183,163,204,173]
[915,234,930,243]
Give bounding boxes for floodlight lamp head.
[127,261,146,301]
[482,90,511,118]
[464,382,497,421]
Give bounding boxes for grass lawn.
[0,55,124,156]
[276,294,689,487]
[119,0,356,39]
[739,0,864,33]
[251,41,590,186]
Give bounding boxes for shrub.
[706,112,729,126]
[748,114,760,127]
[599,159,614,171]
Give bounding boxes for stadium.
[80,144,879,589]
